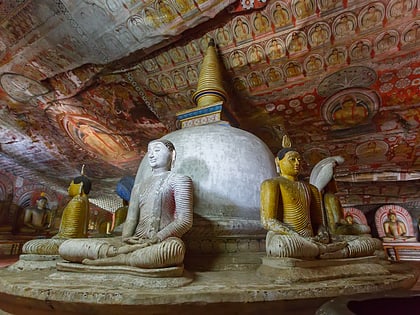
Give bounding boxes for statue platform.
[0,257,417,315]
[382,241,420,262]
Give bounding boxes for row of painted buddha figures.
[24,137,385,270]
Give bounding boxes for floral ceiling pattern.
[0,0,419,206]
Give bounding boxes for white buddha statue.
[59,139,193,269]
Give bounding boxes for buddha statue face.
[388,212,397,222]
[148,141,172,171]
[68,180,83,197]
[345,214,354,225]
[36,197,48,210]
[277,150,301,178]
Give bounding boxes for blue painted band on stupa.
[177,103,223,120]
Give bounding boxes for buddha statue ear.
[170,149,176,170]
[79,181,84,195]
[275,157,280,174]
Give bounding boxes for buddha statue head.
[275,135,301,179]
[148,139,176,172]
[387,210,397,222]
[35,192,49,210]
[68,165,92,197]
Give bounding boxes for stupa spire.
[192,38,227,107]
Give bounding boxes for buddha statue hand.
[312,226,331,244]
[117,243,151,254]
[123,236,160,245]
[318,241,349,259]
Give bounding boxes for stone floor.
[0,256,419,315]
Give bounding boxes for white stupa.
[134,40,277,269]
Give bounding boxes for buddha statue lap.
[22,170,91,256]
[260,138,378,260]
[59,139,193,270]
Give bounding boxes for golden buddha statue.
[383,210,408,241]
[22,167,91,255]
[113,200,128,232]
[111,176,135,234]
[260,136,378,259]
[55,168,91,239]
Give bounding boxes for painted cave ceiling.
[0,0,419,206]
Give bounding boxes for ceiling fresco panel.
[0,0,418,205]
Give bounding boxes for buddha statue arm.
[309,184,325,235]
[156,175,193,241]
[122,184,141,241]
[323,192,344,233]
[23,209,34,227]
[383,222,391,237]
[399,222,407,236]
[260,179,300,235]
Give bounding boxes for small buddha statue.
[22,193,51,231]
[345,213,354,225]
[59,139,193,270]
[22,167,92,255]
[310,156,372,236]
[383,210,408,241]
[111,176,135,234]
[260,136,378,259]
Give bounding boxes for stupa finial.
[192,38,227,107]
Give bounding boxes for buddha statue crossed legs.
[59,139,193,269]
[260,137,377,259]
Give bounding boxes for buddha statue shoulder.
[59,139,194,270]
[260,136,378,260]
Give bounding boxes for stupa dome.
[135,124,277,221]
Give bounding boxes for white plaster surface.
[135,124,277,219]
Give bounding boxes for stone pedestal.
[257,256,389,284]
[0,258,417,315]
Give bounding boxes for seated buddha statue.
[309,156,372,236]
[383,210,409,241]
[22,168,91,256]
[59,139,193,270]
[260,136,378,259]
[22,193,51,231]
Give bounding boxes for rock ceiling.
[0,0,419,206]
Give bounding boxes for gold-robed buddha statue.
[383,210,411,241]
[260,136,378,259]
[22,167,91,256]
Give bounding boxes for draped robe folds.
[59,171,193,268]
[261,176,377,259]
[130,172,193,241]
